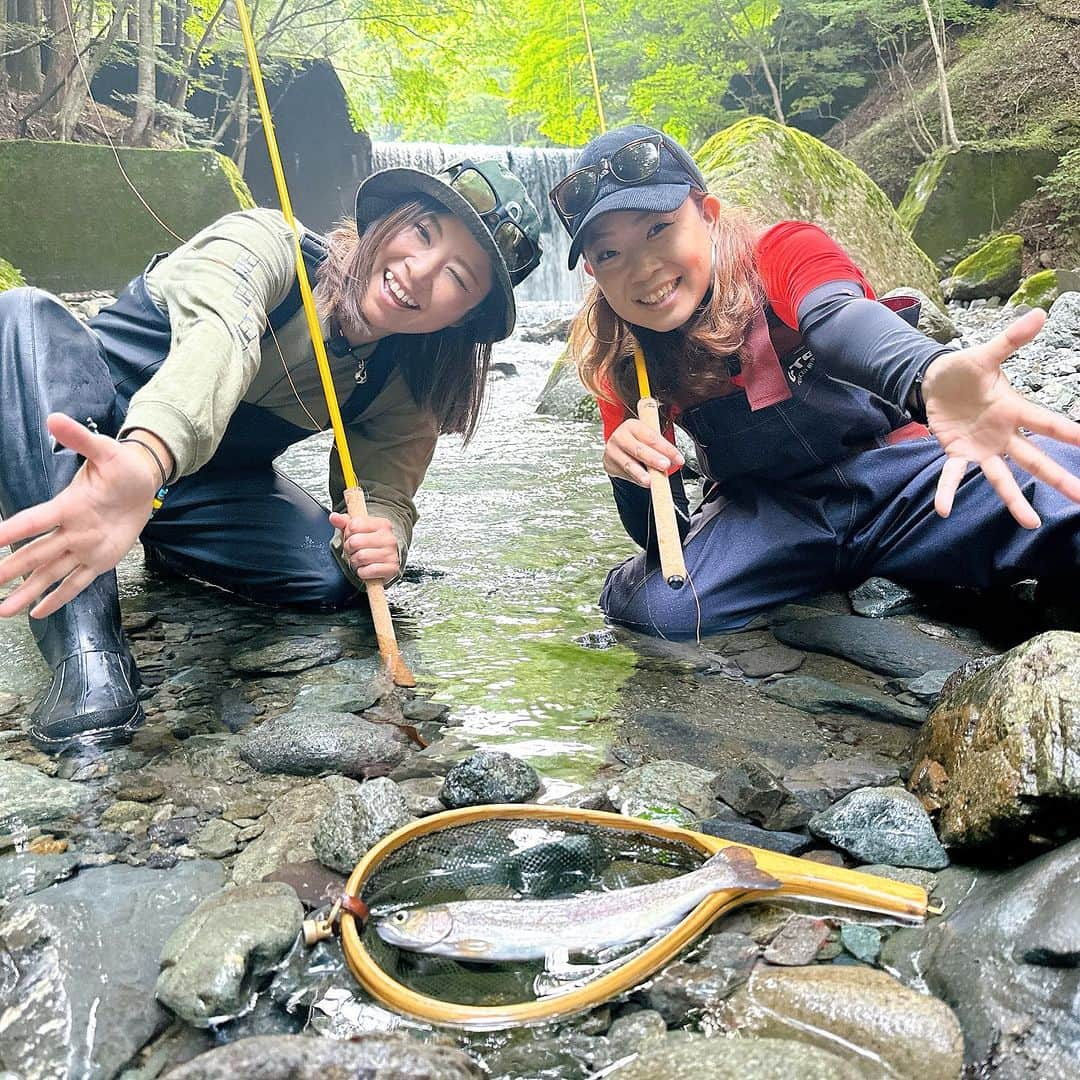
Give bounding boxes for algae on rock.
[942,233,1024,301]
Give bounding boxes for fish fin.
[454,938,494,957]
[705,845,782,891]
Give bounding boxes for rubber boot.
[0,287,144,753]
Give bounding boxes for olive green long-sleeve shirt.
[121,208,438,587]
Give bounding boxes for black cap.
[563,125,707,270]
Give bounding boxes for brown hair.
[315,198,502,442]
[572,196,763,415]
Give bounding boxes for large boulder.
[697,117,942,301]
[909,631,1080,852]
[535,342,598,421]
[1008,270,1080,310]
[0,140,254,292]
[898,144,1061,265]
[942,234,1025,302]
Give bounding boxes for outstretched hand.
[923,307,1080,528]
[0,414,161,619]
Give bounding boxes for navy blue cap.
[564,125,707,270]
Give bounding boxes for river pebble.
[439,750,541,807]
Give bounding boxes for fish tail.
[703,845,782,891]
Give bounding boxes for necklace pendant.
[355,357,368,384]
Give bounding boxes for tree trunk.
[126,0,155,144]
[920,0,961,150]
[53,0,130,138]
[10,0,43,93]
[41,0,75,119]
[233,66,250,172]
[0,1,9,94]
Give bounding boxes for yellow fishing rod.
[234,0,415,687]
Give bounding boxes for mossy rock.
[898,144,1061,266]
[536,342,597,422]
[943,233,1024,301]
[696,117,942,302]
[0,141,254,292]
[1008,269,1080,310]
[0,256,26,292]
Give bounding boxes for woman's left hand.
[329,511,400,581]
[923,307,1080,528]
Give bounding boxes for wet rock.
[781,755,902,812]
[439,750,541,808]
[192,818,241,859]
[229,636,344,675]
[849,577,920,618]
[882,840,1080,1077]
[0,861,223,1080]
[605,1032,864,1079]
[910,631,1080,851]
[99,799,158,834]
[772,615,970,678]
[606,1009,667,1054]
[397,776,447,816]
[521,315,573,343]
[161,1033,482,1079]
[608,760,720,819]
[0,852,80,904]
[855,864,939,893]
[148,816,200,847]
[712,757,812,830]
[263,860,346,911]
[212,993,305,1042]
[291,680,382,714]
[733,645,805,677]
[231,781,338,885]
[640,930,759,1024]
[0,760,89,832]
[313,776,415,874]
[0,692,21,718]
[238,711,410,779]
[695,820,812,856]
[402,697,451,723]
[483,1029,610,1078]
[839,923,881,964]
[213,688,263,733]
[718,966,963,1079]
[894,669,952,703]
[761,675,925,726]
[809,787,948,869]
[156,882,304,1027]
[113,777,166,802]
[763,914,831,966]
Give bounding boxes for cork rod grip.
[635,397,688,589]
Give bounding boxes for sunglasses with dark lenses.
[444,162,540,279]
[549,135,664,229]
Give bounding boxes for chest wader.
[0,232,390,754]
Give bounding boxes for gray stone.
[439,750,541,808]
[761,675,925,726]
[881,287,957,344]
[521,315,573,344]
[0,852,80,904]
[0,861,223,1080]
[856,864,939,893]
[238,710,410,778]
[313,776,414,874]
[910,631,1080,851]
[397,776,447,817]
[772,615,970,678]
[0,692,21,718]
[156,882,304,1026]
[291,681,382,714]
[712,757,811,830]
[99,799,158,834]
[763,915,831,966]
[0,760,89,832]
[839,923,882,964]
[229,636,343,675]
[401,698,450,723]
[782,755,903,812]
[161,1033,482,1079]
[192,818,241,859]
[809,786,949,869]
[606,1032,864,1080]
[717,966,964,1079]
[849,576,920,617]
[882,840,1080,1077]
[734,645,805,677]
[897,669,953,702]
[694,820,812,856]
[231,781,338,885]
[607,760,720,819]
[606,1009,667,1054]
[641,931,759,1024]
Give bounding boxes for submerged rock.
[313,775,414,874]
[0,861,223,1080]
[439,750,541,808]
[156,883,304,1027]
[718,966,964,1079]
[229,636,343,675]
[238,710,410,779]
[161,1033,482,1079]
[607,760,720,819]
[761,675,925,726]
[0,851,80,904]
[0,760,89,832]
[882,840,1080,1077]
[808,786,949,869]
[910,631,1080,851]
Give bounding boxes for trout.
[376,845,780,962]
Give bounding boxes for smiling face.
[353,211,495,341]
[581,194,720,333]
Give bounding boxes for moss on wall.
[0,141,254,291]
[0,256,26,292]
[697,117,943,301]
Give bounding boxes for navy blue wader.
[601,303,1080,637]
[0,233,391,749]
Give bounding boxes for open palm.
[924,308,1080,528]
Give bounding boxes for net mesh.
[358,816,708,1007]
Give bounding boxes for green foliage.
[0,257,27,293]
[1040,148,1080,235]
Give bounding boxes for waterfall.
[371,141,585,305]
